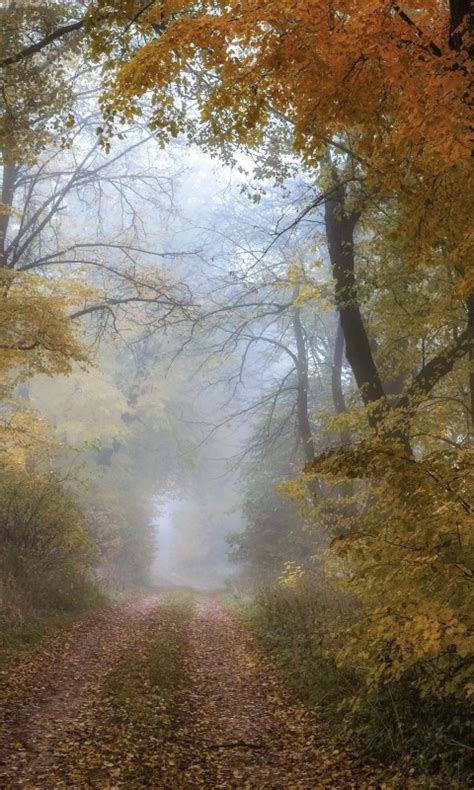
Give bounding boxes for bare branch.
[0,18,86,69]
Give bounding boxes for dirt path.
[0,595,160,787]
[0,594,377,788]
[171,597,373,789]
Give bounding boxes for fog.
[0,43,346,600]
[11,113,320,592]
[2,9,470,785]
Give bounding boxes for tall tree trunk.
[330,317,355,517]
[449,1,474,432]
[466,294,474,433]
[449,0,473,53]
[324,180,386,426]
[331,318,347,417]
[292,288,315,462]
[0,159,17,268]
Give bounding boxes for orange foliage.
[93,1,473,277]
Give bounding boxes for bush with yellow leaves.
[317,443,474,704]
[308,440,474,777]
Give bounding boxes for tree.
[83,0,474,728]
[65,0,471,435]
[0,5,200,600]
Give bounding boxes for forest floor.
[0,592,380,788]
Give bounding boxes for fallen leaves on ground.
[168,596,378,789]
[0,593,385,788]
[0,595,162,787]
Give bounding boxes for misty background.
[18,111,327,592]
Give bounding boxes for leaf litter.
[0,593,383,788]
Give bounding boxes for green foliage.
[230,444,328,584]
[246,578,358,715]
[257,439,473,782]
[229,479,310,582]
[1,5,472,785]
[0,609,82,668]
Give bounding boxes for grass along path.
[168,595,376,789]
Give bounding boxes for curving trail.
[0,594,376,788]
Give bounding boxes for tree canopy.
[1,1,473,782]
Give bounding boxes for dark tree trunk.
[324,181,386,426]
[0,160,17,268]
[292,292,316,462]
[466,294,474,432]
[449,0,473,53]
[449,1,474,430]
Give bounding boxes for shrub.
[248,572,473,785]
[0,461,99,626]
[248,576,359,714]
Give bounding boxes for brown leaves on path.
[170,596,376,788]
[0,593,379,788]
[0,595,160,787]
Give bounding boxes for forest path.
[0,593,376,788]
[0,595,160,787]
[171,596,372,789]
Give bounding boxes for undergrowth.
[238,581,473,789]
[0,584,107,668]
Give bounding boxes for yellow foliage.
[91,1,473,285]
[308,441,474,701]
[0,268,91,477]
[0,269,90,382]
[278,560,305,589]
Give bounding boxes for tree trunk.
[292,290,316,462]
[449,1,474,431]
[0,159,17,268]
[324,180,386,426]
[449,0,473,53]
[466,294,474,433]
[331,318,347,417]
